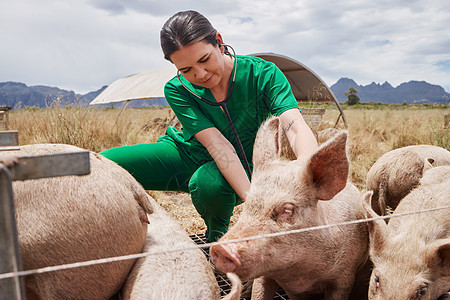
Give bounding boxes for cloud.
[88,0,127,15]
[87,0,243,17]
[0,0,449,94]
[436,60,450,71]
[275,0,450,89]
[0,0,170,93]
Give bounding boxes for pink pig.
[211,117,370,300]
[364,166,450,300]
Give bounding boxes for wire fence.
[1,204,449,281]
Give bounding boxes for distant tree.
[345,87,360,105]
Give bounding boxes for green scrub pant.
[99,138,242,242]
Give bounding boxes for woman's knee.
[189,167,232,201]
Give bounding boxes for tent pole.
[115,101,130,125]
[333,101,348,128]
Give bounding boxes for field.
[8,104,450,235]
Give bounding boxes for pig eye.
[369,273,381,296]
[415,285,428,299]
[273,203,295,222]
[373,275,380,289]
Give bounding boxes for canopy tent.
[89,68,176,106]
[89,53,346,127]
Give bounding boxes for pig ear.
[426,239,450,276]
[303,130,348,200]
[423,157,434,171]
[363,190,374,207]
[362,191,390,256]
[253,117,281,169]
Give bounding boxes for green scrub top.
[162,55,299,165]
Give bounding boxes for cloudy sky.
[1,0,449,94]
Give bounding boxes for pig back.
[366,145,450,215]
[7,144,152,300]
[388,166,450,233]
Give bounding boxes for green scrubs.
[100,55,299,241]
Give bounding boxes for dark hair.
[160,10,218,61]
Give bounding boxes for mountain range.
[0,82,167,109]
[330,78,450,104]
[1,78,449,109]
[0,82,102,109]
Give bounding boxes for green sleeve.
[164,79,214,141]
[258,60,299,115]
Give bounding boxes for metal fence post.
[0,165,26,300]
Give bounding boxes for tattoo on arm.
[285,119,296,132]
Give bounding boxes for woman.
[100,10,318,242]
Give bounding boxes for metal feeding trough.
[190,233,289,300]
[300,108,326,128]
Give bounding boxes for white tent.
[89,68,176,106]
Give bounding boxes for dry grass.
[10,106,173,152]
[8,105,450,234]
[328,108,450,189]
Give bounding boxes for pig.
[0,144,153,300]
[121,195,221,300]
[363,166,450,300]
[366,145,450,216]
[121,195,244,300]
[210,116,370,300]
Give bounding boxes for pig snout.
[210,243,241,273]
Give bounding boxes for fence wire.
[0,204,449,281]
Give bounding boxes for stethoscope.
[176,44,252,177]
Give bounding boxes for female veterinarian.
[100,10,318,242]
